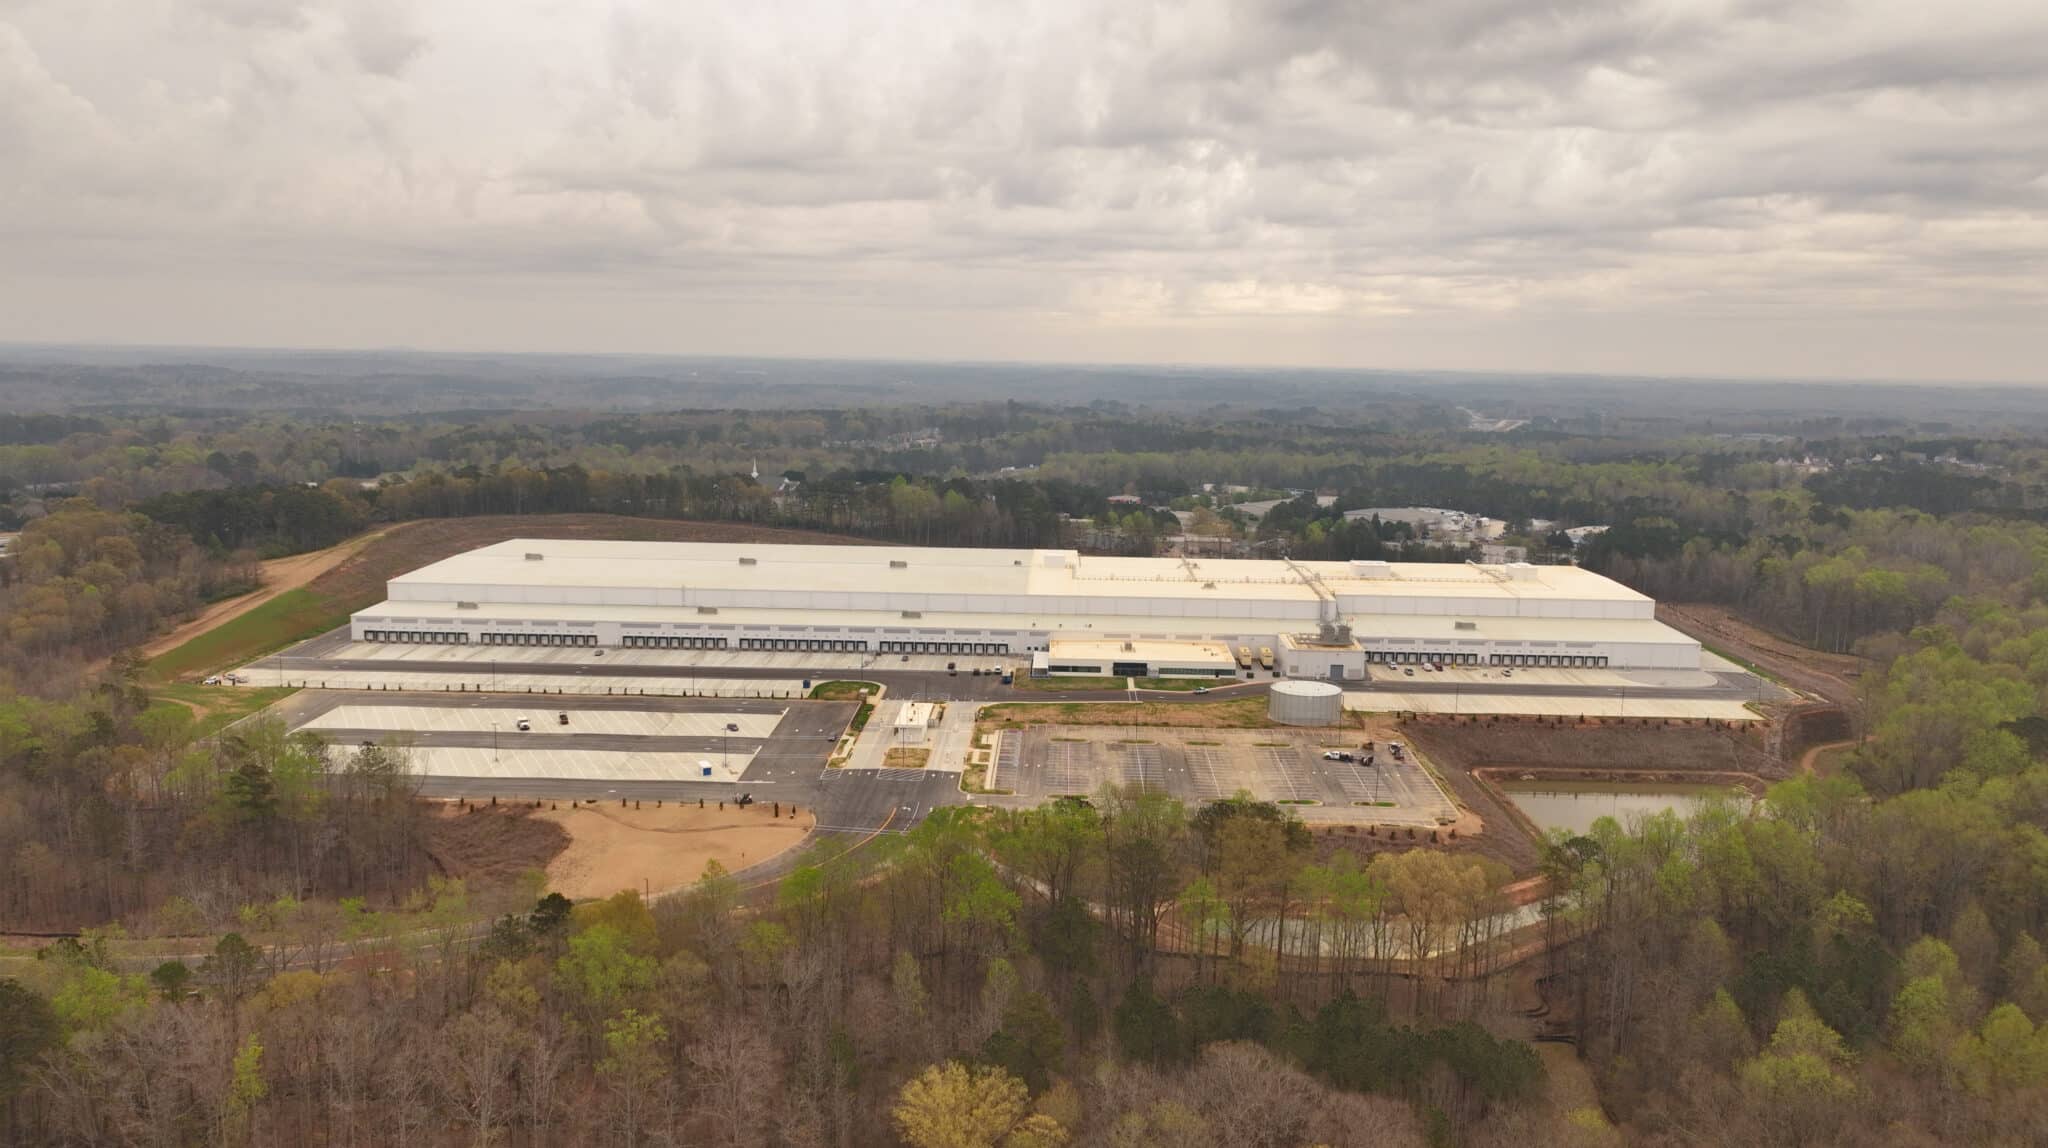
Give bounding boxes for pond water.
[1497,779,1744,835]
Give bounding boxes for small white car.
[201,676,221,686]
[515,718,532,732]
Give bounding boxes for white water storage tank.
[1269,680,1343,726]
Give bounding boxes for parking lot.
[302,704,783,739]
[992,726,1458,825]
[267,691,852,790]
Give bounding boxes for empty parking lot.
[266,691,852,790]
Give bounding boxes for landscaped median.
[816,681,884,765]
[808,680,883,701]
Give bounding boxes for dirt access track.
[137,530,391,662]
[1659,602,1868,707]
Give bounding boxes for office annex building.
[350,539,1700,680]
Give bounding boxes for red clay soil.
[1409,716,1785,778]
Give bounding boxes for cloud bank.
[2,0,2044,380]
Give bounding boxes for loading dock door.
[1331,663,1346,680]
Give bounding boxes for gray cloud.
[0,0,2043,381]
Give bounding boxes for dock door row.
[621,635,728,650]
[878,640,1011,655]
[479,632,597,647]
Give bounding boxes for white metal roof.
[391,539,1650,605]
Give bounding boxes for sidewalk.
[841,699,904,770]
[923,702,980,774]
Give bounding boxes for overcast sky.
[2,0,2045,382]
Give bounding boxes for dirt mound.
[425,804,572,888]
[1411,720,1782,778]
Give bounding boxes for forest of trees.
[1,786,1552,1146]
[15,381,2048,1142]
[0,683,433,934]
[0,506,255,693]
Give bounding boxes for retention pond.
[1495,779,1744,835]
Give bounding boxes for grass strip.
[809,680,882,701]
[148,589,353,682]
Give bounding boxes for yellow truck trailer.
[1258,646,1275,670]
[1235,645,1254,669]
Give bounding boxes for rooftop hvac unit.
[1348,559,1392,578]
[697,606,719,615]
[738,557,757,565]
[890,560,909,568]
[456,601,478,610]
[1506,562,1538,581]
[524,552,544,561]
[1455,620,1477,631]
[902,610,922,619]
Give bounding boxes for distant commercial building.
[1341,506,1507,543]
[349,539,1701,680]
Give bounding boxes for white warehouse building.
[349,539,1701,680]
